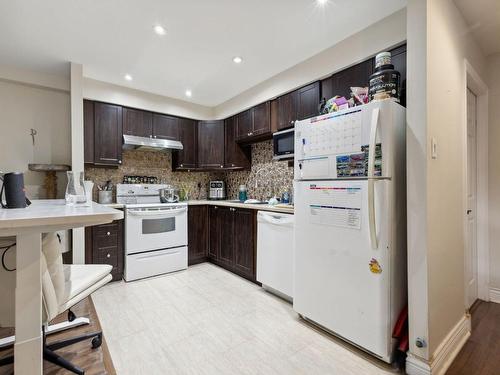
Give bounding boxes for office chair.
[0,233,113,374]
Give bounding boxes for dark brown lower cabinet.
[205,205,256,281]
[85,219,124,281]
[232,209,255,277]
[188,205,209,265]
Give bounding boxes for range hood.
[122,135,183,152]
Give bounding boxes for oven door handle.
[127,207,187,218]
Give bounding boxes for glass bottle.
[65,171,87,206]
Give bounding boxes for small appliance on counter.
[208,181,226,200]
[0,172,31,208]
[159,186,179,203]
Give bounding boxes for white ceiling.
[0,0,406,106]
[454,0,500,57]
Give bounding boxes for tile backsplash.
[224,140,293,200]
[84,140,293,202]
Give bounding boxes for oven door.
[125,205,187,254]
[273,128,295,160]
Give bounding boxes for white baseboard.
[489,288,500,304]
[406,314,471,375]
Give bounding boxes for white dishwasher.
[256,211,294,300]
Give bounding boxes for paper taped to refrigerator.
[308,184,362,229]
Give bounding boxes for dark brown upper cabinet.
[236,109,253,140]
[197,120,224,170]
[277,81,320,131]
[93,102,123,166]
[321,61,373,102]
[83,99,94,164]
[173,118,197,170]
[252,101,271,137]
[224,116,251,169]
[235,101,271,143]
[297,81,320,120]
[122,107,152,138]
[277,90,298,130]
[152,113,179,140]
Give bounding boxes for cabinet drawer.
[94,246,119,270]
[94,223,119,246]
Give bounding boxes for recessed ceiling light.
[124,74,133,81]
[233,56,243,64]
[317,0,328,4]
[154,25,166,35]
[185,90,192,97]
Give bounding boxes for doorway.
[464,60,489,306]
[466,88,478,308]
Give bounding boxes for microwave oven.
[273,128,294,160]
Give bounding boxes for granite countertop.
[187,200,294,214]
[103,201,294,214]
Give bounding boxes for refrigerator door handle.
[368,108,380,250]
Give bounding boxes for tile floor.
[92,263,397,375]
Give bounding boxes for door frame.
[463,59,489,303]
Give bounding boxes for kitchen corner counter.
[187,200,294,214]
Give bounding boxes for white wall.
[406,0,487,369]
[214,9,406,119]
[487,53,500,290]
[0,79,71,198]
[83,78,214,120]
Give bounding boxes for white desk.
[0,200,123,375]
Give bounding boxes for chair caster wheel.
[67,310,76,322]
[91,334,102,349]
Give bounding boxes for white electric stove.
[116,184,188,281]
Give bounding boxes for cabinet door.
[208,206,220,259]
[188,205,208,265]
[122,107,152,138]
[153,113,179,140]
[233,209,255,278]
[173,118,197,169]
[197,120,224,169]
[90,219,124,281]
[277,91,298,130]
[252,101,271,137]
[297,81,320,120]
[224,116,250,169]
[218,207,234,268]
[322,61,372,101]
[389,44,407,107]
[83,100,94,164]
[235,109,253,140]
[94,102,123,166]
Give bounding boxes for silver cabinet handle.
[180,164,183,167]
[118,160,122,164]
[106,232,111,236]
[230,207,236,212]
[106,253,111,258]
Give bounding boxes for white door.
[466,88,478,308]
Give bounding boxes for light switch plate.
[431,137,438,159]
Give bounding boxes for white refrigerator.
[293,100,407,363]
